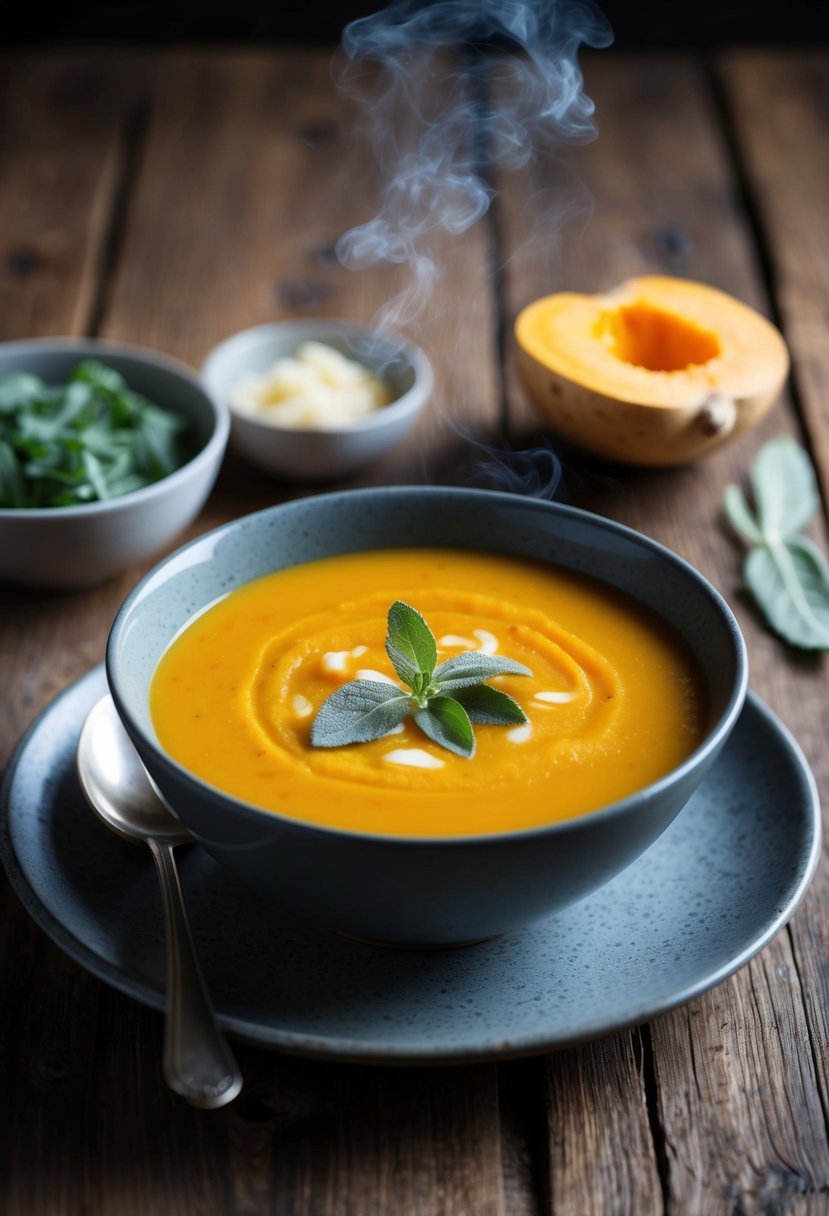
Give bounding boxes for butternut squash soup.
[149,548,706,836]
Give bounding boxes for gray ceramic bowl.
[106,488,747,946]
[201,319,432,482]
[0,339,229,588]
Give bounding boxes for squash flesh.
[517,278,787,408]
[514,276,789,464]
[596,303,721,373]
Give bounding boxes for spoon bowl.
[77,695,189,845]
[76,694,243,1109]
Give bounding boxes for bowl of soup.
[106,487,747,946]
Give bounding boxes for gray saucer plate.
[0,665,821,1065]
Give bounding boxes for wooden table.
[1,44,828,1215]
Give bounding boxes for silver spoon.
[76,694,243,1110]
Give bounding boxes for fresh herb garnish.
[723,435,829,650]
[310,601,532,758]
[0,360,190,509]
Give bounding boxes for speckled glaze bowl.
[106,488,748,946]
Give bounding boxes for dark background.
[5,1,829,47]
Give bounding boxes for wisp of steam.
[454,429,568,500]
[335,0,613,330]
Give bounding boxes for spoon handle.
[149,839,243,1109]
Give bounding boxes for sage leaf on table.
[723,435,829,650]
[310,600,533,758]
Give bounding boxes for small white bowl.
[0,338,229,589]
[201,319,432,482]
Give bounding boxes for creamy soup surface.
[150,548,706,836]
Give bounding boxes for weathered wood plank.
[0,47,150,752]
[717,51,829,506]
[714,48,829,1215]
[0,51,146,340]
[3,43,829,1216]
[3,953,103,1216]
[546,1030,663,1215]
[493,50,829,1213]
[98,48,501,502]
[2,47,505,1216]
[0,53,149,1216]
[224,1058,504,1216]
[651,956,829,1214]
[497,1058,549,1216]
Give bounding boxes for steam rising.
[454,431,566,500]
[335,0,613,327]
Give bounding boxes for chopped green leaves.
[724,435,829,650]
[0,359,191,509]
[310,600,533,758]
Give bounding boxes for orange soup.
[149,548,706,836]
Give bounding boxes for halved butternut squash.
[515,276,789,465]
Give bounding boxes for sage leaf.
[432,651,533,690]
[386,600,437,679]
[384,638,421,688]
[724,435,829,652]
[414,696,475,758]
[722,484,762,546]
[453,683,527,725]
[310,680,410,748]
[311,599,534,758]
[751,435,819,539]
[745,539,829,650]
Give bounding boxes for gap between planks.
[85,93,154,338]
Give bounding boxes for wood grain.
[226,1059,504,1215]
[717,51,829,506]
[0,59,148,1215]
[651,961,829,1213]
[493,51,829,1212]
[2,45,829,1216]
[1,46,507,1216]
[98,49,502,496]
[0,51,146,340]
[715,50,829,1214]
[546,1030,662,1214]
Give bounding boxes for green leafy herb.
[0,360,191,509]
[310,600,533,758]
[723,435,829,650]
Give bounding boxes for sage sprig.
[723,435,829,650]
[310,601,532,758]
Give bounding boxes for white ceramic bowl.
[0,339,229,589]
[201,319,432,482]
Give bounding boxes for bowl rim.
[200,316,434,437]
[0,336,230,520]
[107,486,749,848]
